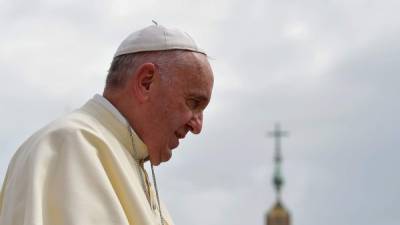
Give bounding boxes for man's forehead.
[161,51,213,98]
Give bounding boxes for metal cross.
[268,123,289,197]
[268,123,289,163]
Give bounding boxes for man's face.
[144,54,214,165]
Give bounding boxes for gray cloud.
[1,1,400,225]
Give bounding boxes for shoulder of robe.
[14,110,111,162]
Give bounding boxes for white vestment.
[0,95,174,225]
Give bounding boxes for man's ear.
[129,63,157,103]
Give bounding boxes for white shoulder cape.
[0,98,174,225]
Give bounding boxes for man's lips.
[174,131,186,139]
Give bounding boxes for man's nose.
[188,112,203,134]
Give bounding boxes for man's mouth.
[174,131,186,139]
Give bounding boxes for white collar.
[93,94,128,126]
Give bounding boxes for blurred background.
[1,0,399,224]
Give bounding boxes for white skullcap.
[114,22,206,57]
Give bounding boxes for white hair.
[105,50,201,90]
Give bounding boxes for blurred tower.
[266,123,291,225]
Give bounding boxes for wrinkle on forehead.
[187,52,213,76]
[172,51,213,82]
[156,51,214,101]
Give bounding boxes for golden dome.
[266,201,290,225]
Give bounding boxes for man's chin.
[149,149,172,166]
[161,148,172,163]
[149,156,161,166]
[171,139,179,149]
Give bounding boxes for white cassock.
[0,94,174,225]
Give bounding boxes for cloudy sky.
[1,0,399,224]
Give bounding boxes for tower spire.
[266,122,291,225]
[268,123,288,201]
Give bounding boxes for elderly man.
[0,24,214,225]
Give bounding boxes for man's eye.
[187,99,200,109]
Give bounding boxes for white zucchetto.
[114,23,205,57]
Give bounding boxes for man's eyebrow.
[188,94,209,102]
